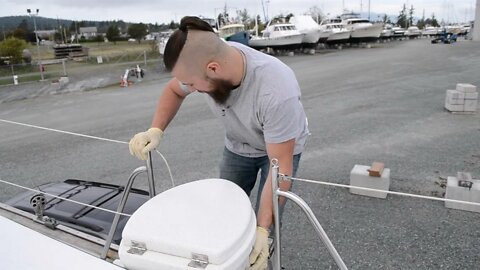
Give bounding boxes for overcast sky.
[0,0,477,24]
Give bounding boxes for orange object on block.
[368,162,385,177]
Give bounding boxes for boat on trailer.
[248,22,304,51]
[339,13,383,43]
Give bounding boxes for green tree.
[106,25,120,44]
[127,23,147,43]
[308,5,325,24]
[382,14,392,24]
[168,20,178,30]
[17,19,30,32]
[13,28,28,40]
[237,8,251,26]
[417,10,426,29]
[430,13,439,27]
[408,5,415,27]
[0,37,28,64]
[396,4,408,28]
[250,15,264,34]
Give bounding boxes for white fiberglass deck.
[0,215,122,270]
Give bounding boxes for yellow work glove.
[249,226,269,270]
[128,127,163,160]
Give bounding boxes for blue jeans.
[219,147,302,213]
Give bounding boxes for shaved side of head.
[176,30,229,76]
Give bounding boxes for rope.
[0,118,176,214]
[1,118,478,212]
[0,119,127,145]
[283,175,480,207]
[0,178,132,217]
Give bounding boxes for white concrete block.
[456,83,477,93]
[59,77,69,84]
[463,99,478,112]
[464,92,478,100]
[350,165,390,199]
[445,102,464,112]
[445,90,465,105]
[445,177,480,213]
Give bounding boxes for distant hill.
[0,16,73,32]
[0,16,172,35]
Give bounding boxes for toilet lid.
[121,178,255,265]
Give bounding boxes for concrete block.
[464,92,478,100]
[59,77,69,84]
[463,99,478,112]
[445,90,465,105]
[350,165,390,199]
[445,176,480,213]
[445,102,464,112]
[456,83,477,93]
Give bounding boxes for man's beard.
[206,77,237,105]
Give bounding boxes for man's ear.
[206,61,221,77]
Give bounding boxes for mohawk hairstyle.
[163,16,214,71]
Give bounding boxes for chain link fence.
[1,40,164,87]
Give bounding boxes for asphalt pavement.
[0,38,479,269]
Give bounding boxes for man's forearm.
[257,170,292,230]
[257,156,293,230]
[151,86,185,130]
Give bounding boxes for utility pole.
[27,8,44,81]
[75,21,79,43]
[368,0,371,20]
[474,0,480,41]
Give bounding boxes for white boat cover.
[289,15,319,31]
[119,178,256,270]
[0,215,123,270]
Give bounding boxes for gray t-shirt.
[181,42,309,157]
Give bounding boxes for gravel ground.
[0,38,479,269]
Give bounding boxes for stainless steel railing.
[270,158,348,270]
[100,152,156,259]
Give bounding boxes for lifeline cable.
[281,174,480,207]
[1,118,479,210]
[0,118,176,188]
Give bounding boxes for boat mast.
[368,0,371,20]
[261,0,268,23]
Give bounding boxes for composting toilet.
[119,178,256,270]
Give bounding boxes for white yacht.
[289,15,322,48]
[380,24,394,39]
[391,26,406,39]
[339,13,383,43]
[404,26,422,39]
[319,18,351,45]
[422,26,440,37]
[248,22,304,51]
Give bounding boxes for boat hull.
[226,31,250,46]
[326,31,351,45]
[301,29,321,47]
[349,24,383,43]
[249,34,304,50]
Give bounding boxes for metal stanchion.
[270,159,348,270]
[100,152,156,259]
